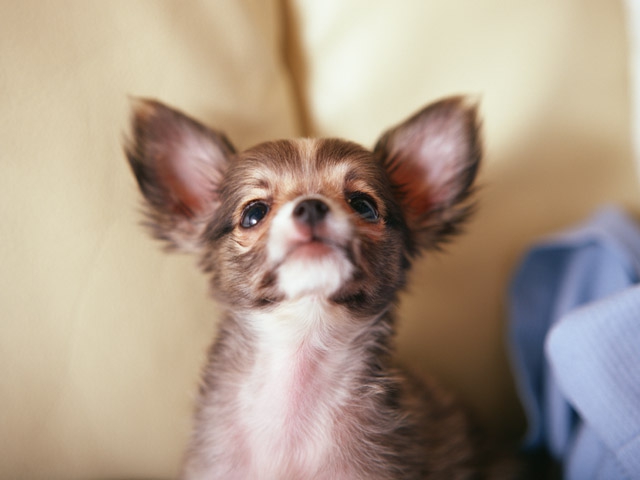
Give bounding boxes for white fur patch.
[235,298,371,479]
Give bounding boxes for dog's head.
[126,98,480,314]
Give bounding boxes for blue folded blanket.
[508,206,640,479]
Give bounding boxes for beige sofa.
[1,1,637,477]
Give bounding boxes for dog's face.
[202,138,408,314]
[126,98,480,314]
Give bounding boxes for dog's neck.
[242,295,389,356]
[226,297,392,477]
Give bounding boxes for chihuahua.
[126,96,488,479]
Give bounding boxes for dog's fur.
[126,97,493,479]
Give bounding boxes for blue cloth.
[508,207,640,479]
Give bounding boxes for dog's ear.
[125,99,235,252]
[374,96,481,254]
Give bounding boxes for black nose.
[293,199,329,227]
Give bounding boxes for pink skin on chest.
[231,326,356,477]
[259,340,338,433]
[286,343,331,432]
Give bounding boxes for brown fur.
[125,97,513,479]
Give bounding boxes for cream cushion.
[1,1,637,477]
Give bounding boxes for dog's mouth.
[286,236,344,260]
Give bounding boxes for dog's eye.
[348,194,379,222]
[241,201,269,228]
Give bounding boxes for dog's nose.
[293,198,329,227]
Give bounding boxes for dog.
[126,96,493,479]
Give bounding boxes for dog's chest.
[224,303,364,478]
[240,346,341,471]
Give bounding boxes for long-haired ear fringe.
[374,96,482,254]
[125,98,235,252]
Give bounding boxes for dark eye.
[241,201,269,228]
[348,194,379,222]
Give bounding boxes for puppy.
[126,96,487,479]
